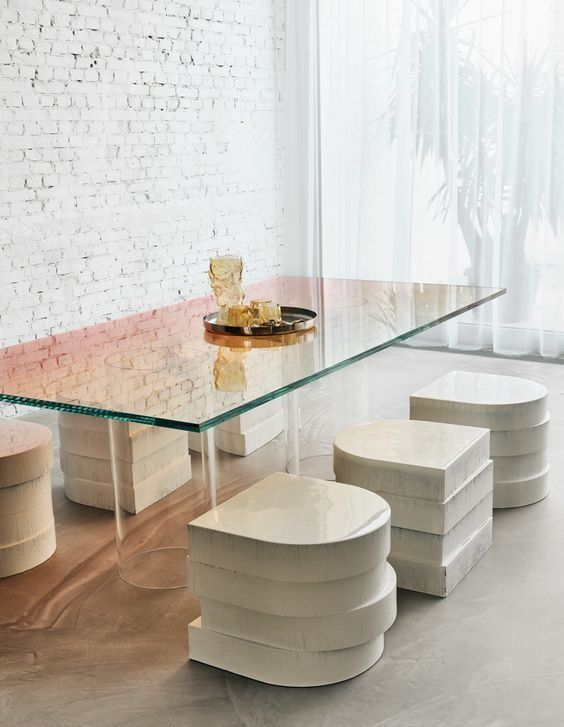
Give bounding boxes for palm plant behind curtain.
[313,0,564,356]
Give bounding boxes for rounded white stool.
[0,420,56,577]
[187,471,396,686]
[410,371,549,508]
[333,419,493,597]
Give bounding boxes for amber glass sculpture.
[209,256,244,323]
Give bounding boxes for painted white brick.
[1,0,286,417]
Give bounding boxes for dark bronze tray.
[203,306,317,336]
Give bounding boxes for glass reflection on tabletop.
[0,277,504,430]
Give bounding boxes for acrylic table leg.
[199,427,218,510]
[107,418,196,590]
[285,390,301,475]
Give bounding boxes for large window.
[297,0,564,355]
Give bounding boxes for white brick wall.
[0,0,286,416]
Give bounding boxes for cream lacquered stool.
[333,420,493,597]
[58,412,191,513]
[188,399,285,457]
[0,420,56,577]
[410,371,549,508]
[187,472,396,686]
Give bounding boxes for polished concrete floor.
[2,346,564,726]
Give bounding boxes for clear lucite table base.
[291,454,336,481]
[107,411,293,590]
[283,391,336,479]
[108,421,217,590]
[119,547,190,590]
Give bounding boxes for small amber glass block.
[262,302,282,324]
[227,305,253,327]
[250,299,282,325]
[249,299,271,325]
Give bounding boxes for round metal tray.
[203,306,317,336]
[204,328,316,350]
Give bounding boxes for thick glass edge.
[0,287,505,432]
[0,396,200,432]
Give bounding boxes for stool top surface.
[0,420,52,459]
[334,419,488,470]
[411,371,547,406]
[189,472,390,545]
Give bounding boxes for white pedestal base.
[493,466,550,509]
[188,401,285,457]
[59,413,191,513]
[410,371,548,431]
[188,560,387,618]
[59,419,186,461]
[0,521,56,578]
[390,494,492,564]
[199,564,396,652]
[188,472,396,685]
[490,414,551,456]
[493,449,548,483]
[189,619,385,687]
[410,372,551,511]
[389,518,492,597]
[64,455,192,513]
[215,409,285,456]
[381,461,492,535]
[333,420,490,501]
[188,472,391,583]
[0,420,55,578]
[333,419,493,596]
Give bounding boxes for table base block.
[188,619,385,686]
[389,517,492,597]
[490,414,551,456]
[493,467,550,509]
[390,494,492,564]
[381,461,492,535]
[216,409,285,456]
[493,449,548,483]
[199,563,396,652]
[0,520,56,578]
[188,560,388,617]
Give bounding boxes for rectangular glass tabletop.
[0,277,504,431]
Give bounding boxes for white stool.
[410,371,549,508]
[188,399,285,457]
[187,472,396,686]
[333,419,493,597]
[0,420,56,577]
[58,412,191,513]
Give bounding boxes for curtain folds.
[291,0,564,357]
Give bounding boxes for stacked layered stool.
[59,412,192,513]
[187,472,396,686]
[410,371,549,509]
[1,420,56,577]
[188,399,285,457]
[334,420,493,597]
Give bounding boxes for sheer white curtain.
[285,0,323,277]
[291,0,564,356]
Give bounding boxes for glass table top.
[0,277,504,431]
